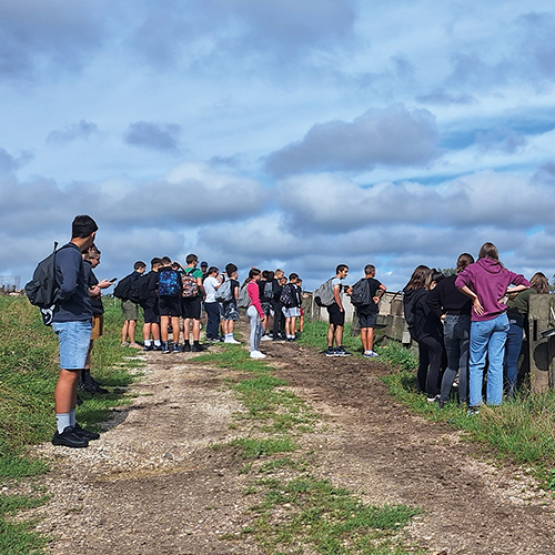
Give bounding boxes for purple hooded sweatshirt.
[454,258,530,322]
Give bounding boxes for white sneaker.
[260,335,272,341]
[250,350,266,359]
[225,337,241,344]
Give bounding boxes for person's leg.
[424,335,443,398]
[486,314,510,406]
[439,315,458,402]
[247,306,259,352]
[334,324,344,348]
[151,323,160,342]
[160,315,169,342]
[468,319,493,408]
[128,319,137,344]
[367,327,375,352]
[416,341,429,394]
[360,327,369,352]
[205,302,220,339]
[121,320,129,344]
[192,319,201,341]
[290,316,296,337]
[171,316,181,344]
[272,301,283,339]
[504,321,523,397]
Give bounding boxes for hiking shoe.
[172,343,181,352]
[182,343,192,352]
[335,348,352,356]
[74,423,100,441]
[161,342,170,354]
[192,343,205,352]
[250,350,266,359]
[52,426,89,448]
[325,348,336,356]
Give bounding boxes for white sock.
[69,409,76,427]
[144,339,152,346]
[56,413,71,434]
[154,340,161,346]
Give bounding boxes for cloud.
[46,120,99,146]
[0,148,33,173]
[474,127,527,155]
[275,170,555,233]
[123,121,182,153]
[265,105,439,176]
[0,0,110,81]
[416,87,474,105]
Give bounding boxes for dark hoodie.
[454,258,530,322]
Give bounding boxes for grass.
[193,331,422,554]
[0,295,142,553]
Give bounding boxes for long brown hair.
[404,265,431,291]
[456,253,474,273]
[530,272,549,294]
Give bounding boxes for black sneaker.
[335,347,352,357]
[325,348,336,356]
[74,423,100,441]
[52,426,89,448]
[143,343,153,352]
[161,341,170,354]
[182,343,192,352]
[172,343,180,353]
[152,344,163,351]
[192,343,205,352]
[79,382,109,395]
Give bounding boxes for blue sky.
[1,0,555,291]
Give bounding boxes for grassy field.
[0,295,141,554]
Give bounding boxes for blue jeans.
[440,314,470,403]
[469,313,510,407]
[504,319,524,396]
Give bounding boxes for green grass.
[0,295,142,553]
[298,320,363,354]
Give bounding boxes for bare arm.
[458,284,483,316]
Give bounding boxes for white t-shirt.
[203,276,220,303]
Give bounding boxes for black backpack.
[113,274,133,300]
[25,243,70,325]
[280,283,296,308]
[129,273,151,304]
[350,279,372,308]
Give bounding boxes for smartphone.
[109,277,117,283]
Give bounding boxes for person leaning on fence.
[50,215,101,448]
[455,242,530,413]
[326,264,352,357]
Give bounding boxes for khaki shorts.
[122,299,139,321]
[91,314,104,340]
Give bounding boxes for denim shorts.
[52,321,92,370]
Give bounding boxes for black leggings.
[417,335,446,397]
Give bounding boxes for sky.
[2,0,555,292]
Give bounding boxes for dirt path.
[27,324,555,555]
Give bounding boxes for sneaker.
[250,350,266,359]
[335,348,352,357]
[182,343,192,352]
[426,395,439,403]
[152,344,163,351]
[79,382,109,395]
[74,423,100,441]
[192,343,205,352]
[325,348,336,357]
[437,399,446,409]
[260,335,272,341]
[52,426,89,448]
[129,343,142,349]
[172,343,181,352]
[467,406,480,416]
[121,342,130,347]
[143,343,153,352]
[161,342,170,354]
[363,351,379,358]
[224,337,241,344]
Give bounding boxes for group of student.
[402,242,548,413]
[115,257,307,359]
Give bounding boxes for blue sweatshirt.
[52,242,92,323]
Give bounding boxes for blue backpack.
[158,268,181,297]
